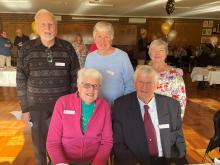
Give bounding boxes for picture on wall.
[206,28,212,35]
[203,20,209,27]
[201,36,209,43]
[202,29,207,35]
[208,20,214,27]
[202,28,212,36]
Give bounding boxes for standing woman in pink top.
[46,68,113,165]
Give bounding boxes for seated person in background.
[47,68,113,165]
[198,36,218,67]
[206,36,218,54]
[112,65,187,165]
[174,47,187,68]
[72,34,88,68]
[208,36,219,66]
[214,41,220,66]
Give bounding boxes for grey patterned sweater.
[16,37,80,113]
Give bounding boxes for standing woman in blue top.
[85,21,135,104]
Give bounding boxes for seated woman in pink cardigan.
[46,68,113,165]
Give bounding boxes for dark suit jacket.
[112,92,186,165]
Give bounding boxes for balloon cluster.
[166,0,175,15]
[29,21,39,40]
[161,19,177,41]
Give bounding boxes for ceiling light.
[72,16,119,21]
[55,15,62,21]
[129,18,146,24]
[87,1,114,7]
[0,0,31,10]
[1,0,28,2]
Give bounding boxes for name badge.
[159,124,170,129]
[64,110,75,115]
[106,70,114,76]
[55,62,65,66]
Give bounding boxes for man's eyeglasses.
[81,82,100,90]
[45,48,53,63]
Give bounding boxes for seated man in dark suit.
[112,65,187,165]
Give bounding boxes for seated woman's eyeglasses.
[81,82,100,90]
[45,48,53,63]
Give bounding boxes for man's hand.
[22,112,31,127]
[18,42,23,47]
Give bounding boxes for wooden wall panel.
[0,13,218,49]
[57,23,137,46]
[173,21,203,47]
[2,22,32,54]
[57,23,95,44]
[2,22,32,41]
[147,20,164,40]
[148,19,203,47]
[143,19,219,48]
[113,24,137,45]
[1,21,137,47]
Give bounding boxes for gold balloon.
[31,21,37,34]
[161,22,171,36]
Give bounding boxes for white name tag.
[55,62,65,66]
[159,124,170,129]
[64,110,75,115]
[106,70,114,76]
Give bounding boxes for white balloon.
[166,18,174,26]
[168,30,177,41]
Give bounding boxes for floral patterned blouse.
[155,68,186,118]
[72,42,88,68]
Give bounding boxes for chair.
[203,110,220,163]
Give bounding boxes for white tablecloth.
[208,70,220,85]
[191,67,220,85]
[0,67,16,87]
[191,67,209,82]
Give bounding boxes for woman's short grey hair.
[34,9,57,25]
[77,68,103,85]
[93,21,114,40]
[134,65,159,82]
[148,39,168,55]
